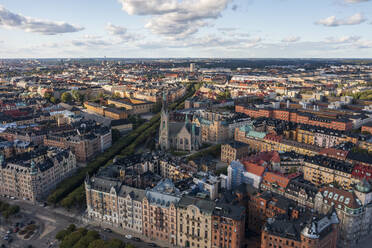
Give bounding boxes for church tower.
[159,92,169,150]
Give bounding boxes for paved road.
[0,198,162,248]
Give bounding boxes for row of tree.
[56,224,135,248]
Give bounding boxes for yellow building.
[177,196,214,248]
[221,142,250,164]
[303,156,358,189]
[107,98,154,115]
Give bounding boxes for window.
[339,196,344,202]
[345,198,350,204]
[328,192,333,199]
[323,191,328,197]
[333,194,339,200]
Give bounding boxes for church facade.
[158,100,201,151]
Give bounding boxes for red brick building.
[235,105,353,131]
[212,203,245,248]
[261,210,339,248]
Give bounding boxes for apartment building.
[84,101,128,120]
[236,105,353,131]
[221,141,250,164]
[0,147,76,202]
[212,203,245,248]
[142,179,180,246]
[314,182,372,247]
[302,155,357,189]
[107,98,154,115]
[177,196,214,248]
[44,122,111,163]
[261,210,339,248]
[85,176,146,233]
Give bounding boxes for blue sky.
[0,0,372,58]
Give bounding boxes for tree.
[105,239,124,248]
[50,96,58,104]
[60,230,86,248]
[56,229,71,241]
[73,230,100,248]
[88,240,106,248]
[44,92,52,100]
[61,92,73,103]
[72,90,84,102]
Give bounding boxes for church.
[158,97,201,151]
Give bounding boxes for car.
[5,231,11,235]
[3,236,8,240]
[10,197,15,200]
[124,234,132,239]
[148,243,158,247]
[132,237,141,242]
[103,228,112,233]
[13,228,19,233]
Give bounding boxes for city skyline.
[0,0,372,58]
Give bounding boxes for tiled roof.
[263,172,290,189]
[242,162,265,177]
[318,186,362,210]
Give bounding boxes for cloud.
[105,23,137,42]
[316,13,366,27]
[345,0,371,3]
[281,36,301,43]
[354,40,372,48]
[325,36,361,43]
[118,0,178,15]
[0,5,84,35]
[118,0,232,39]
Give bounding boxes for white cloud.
[345,0,371,3]
[118,0,178,15]
[105,23,137,42]
[316,13,366,27]
[0,5,84,35]
[118,0,232,39]
[281,36,301,43]
[354,40,372,48]
[325,36,361,43]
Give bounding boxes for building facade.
[0,147,76,202]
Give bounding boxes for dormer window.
[339,196,344,202]
[333,194,339,201]
[328,192,333,199]
[345,198,350,205]
[324,191,328,197]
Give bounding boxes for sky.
[0,0,372,58]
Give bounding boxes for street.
[0,197,164,248]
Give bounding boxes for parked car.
[132,237,141,242]
[148,243,158,247]
[103,228,112,233]
[124,234,132,239]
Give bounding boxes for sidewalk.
[82,216,174,248]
